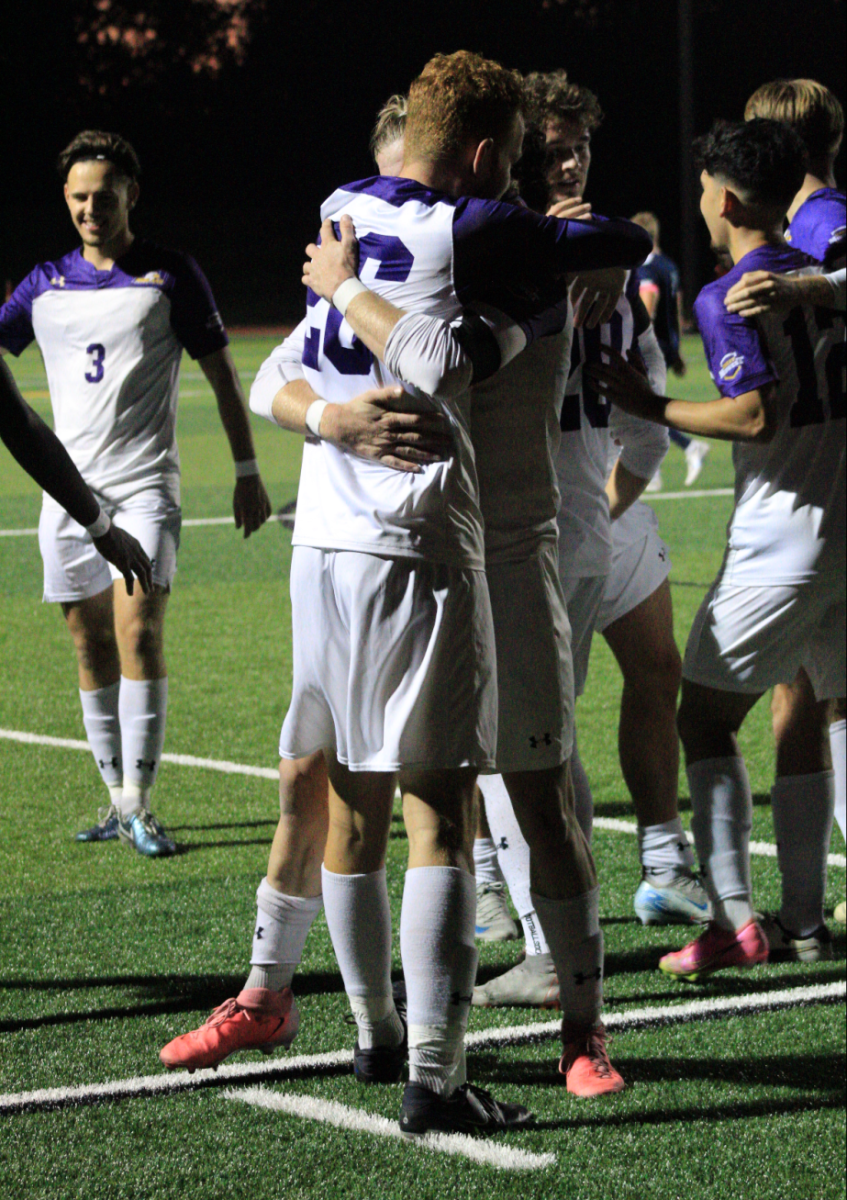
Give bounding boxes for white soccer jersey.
[0,242,228,507]
[694,245,846,585]
[273,177,651,567]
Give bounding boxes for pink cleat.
[659,919,768,982]
[160,987,299,1071]
[559,1022,625,1097]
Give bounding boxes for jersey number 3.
[85,343,106,384]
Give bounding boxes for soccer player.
[0,360,152,592]
[631,211,711,491]
[0,131,272,856]
[587,118,845,981]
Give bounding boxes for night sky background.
[2,0,845,325]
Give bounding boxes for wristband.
[86,509,111,539]
[305,399,329,438]
[332,277,369,318]
[234,458,260,478]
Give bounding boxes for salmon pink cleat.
[658,919,768,982]
[559,1022,625,1097]
[160,987,299,1071]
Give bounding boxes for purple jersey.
[694,243,845,584]
[785,188,846,266]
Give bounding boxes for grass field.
[0,335,844,1200]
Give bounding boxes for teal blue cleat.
[118,808,177,857]
[76,805,120,842]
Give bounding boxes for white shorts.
[596,503,672,633]
[39,489,181,603]
[683,568,846,701]
[280,547,498,772]
[559,573,607,697]
[486,542,574,772]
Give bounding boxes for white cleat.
[759,913,833,963]
[645,470,663,493]
[472,953,560,1008]
[475,882,520,942]
[684,439,710,486]
[634,870,711,926]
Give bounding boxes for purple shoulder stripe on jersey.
[0,250,97,353]
[329,176,457,211]
[786,188,847,266]
[694,245,812,399]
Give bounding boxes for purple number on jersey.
[85,343,106,384]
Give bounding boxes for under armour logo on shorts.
[529,732,552,749]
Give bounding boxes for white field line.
[2,728,845,868]
[0,981,841,1117]
[645,488,734,501]
[225,1087,556,1172]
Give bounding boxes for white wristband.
[305,399,329,438]
[234,458,259,478]
[86,509,111,539]
[332,277,369,318]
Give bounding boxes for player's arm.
[606,321,670,518]
[197,346,272,538]
[638,280,659,319]
[0,359,152,592]
[724,266,847,316]
[586,345,775,443]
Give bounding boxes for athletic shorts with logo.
[279,546,498,772]
[596,502,672,633]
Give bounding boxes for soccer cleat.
[472,953,559,1008]
[118,808,177,857]
[634,870,712,926]
[684,439,710,486]
[645,470,663,493]
[475,882,520,942]
[75,805,120,842]
[834,901,846,924]
[160,987,299,1071]
[658,918,768,982]
[353,980,408,1084]
[759,913,833,963]
[399,1081,532,1137]
[559,1021,625,1097]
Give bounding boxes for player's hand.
[546,197,593,221]
[233,474,273,538]
[321,385,454,474]
[303,216,360,302]
[724,270,795,316]
[584,344,665,422]
[92,525,153,596]
[570,267,626,329]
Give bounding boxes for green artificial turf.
[0,335,844,1200]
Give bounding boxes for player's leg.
[831,696,847,924]
[602,579,709,925]
[472,788,518,941]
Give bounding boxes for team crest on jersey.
[718,351,745,382]
[133,271,166,286]
[829,225,846,244]
[50,275,66,288]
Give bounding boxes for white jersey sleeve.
[249,321,308,425]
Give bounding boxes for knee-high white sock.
[638,817,696,875]
[321,865,402,1050]
[688,756,754,932]
[771,773,834,938]
[831,719,846,842]
[119,676,168,815]
[472,837,504,886]
[531,886,603,1028]
[478,774,533,919]
[243,878,323,993]
[570,739,593,844]
[401,866,478,1097]
[79,681,123,802]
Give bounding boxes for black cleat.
[353,979,407,1084]
[75,806,119,842]
[399,1082,533,1137]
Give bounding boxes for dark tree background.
[2,0,844,324]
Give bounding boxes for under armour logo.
[98,757,119,770]
[135,758,157,772]
[528,732,552,749]
[450,991,473,1006]
[573,968,603,985]
[659,547,668,562]
[254,926,264,940]
[497,837,509,851]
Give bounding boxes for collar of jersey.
[335,175,457,210]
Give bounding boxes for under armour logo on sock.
[135,758,157,772]
[573,968,602,985]
[528,732,552,749]
[254,926,264,940]
[659,547,668,561]
[497,837,509,851]
[98,757,119,770]
[450,990,473,1006]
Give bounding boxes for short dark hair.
[694,118,807,212]
[57,131,141,182]
[523,70,604,135]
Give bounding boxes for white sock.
[401,866,477,1097]
[243,878,323,992]
[79,682,122,795]
[688,756,754,931]
[321,865,401,1050]
[531,886,603,1028]
[478,774,533,917]
[472,837,504,886]
[772,773,834,938]
[638,817,696,874]
[830,719,846,842]
[570,739,594,843]
[119,676,168,814]
[521,909,551,956]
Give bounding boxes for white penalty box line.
[1,727,845,869]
